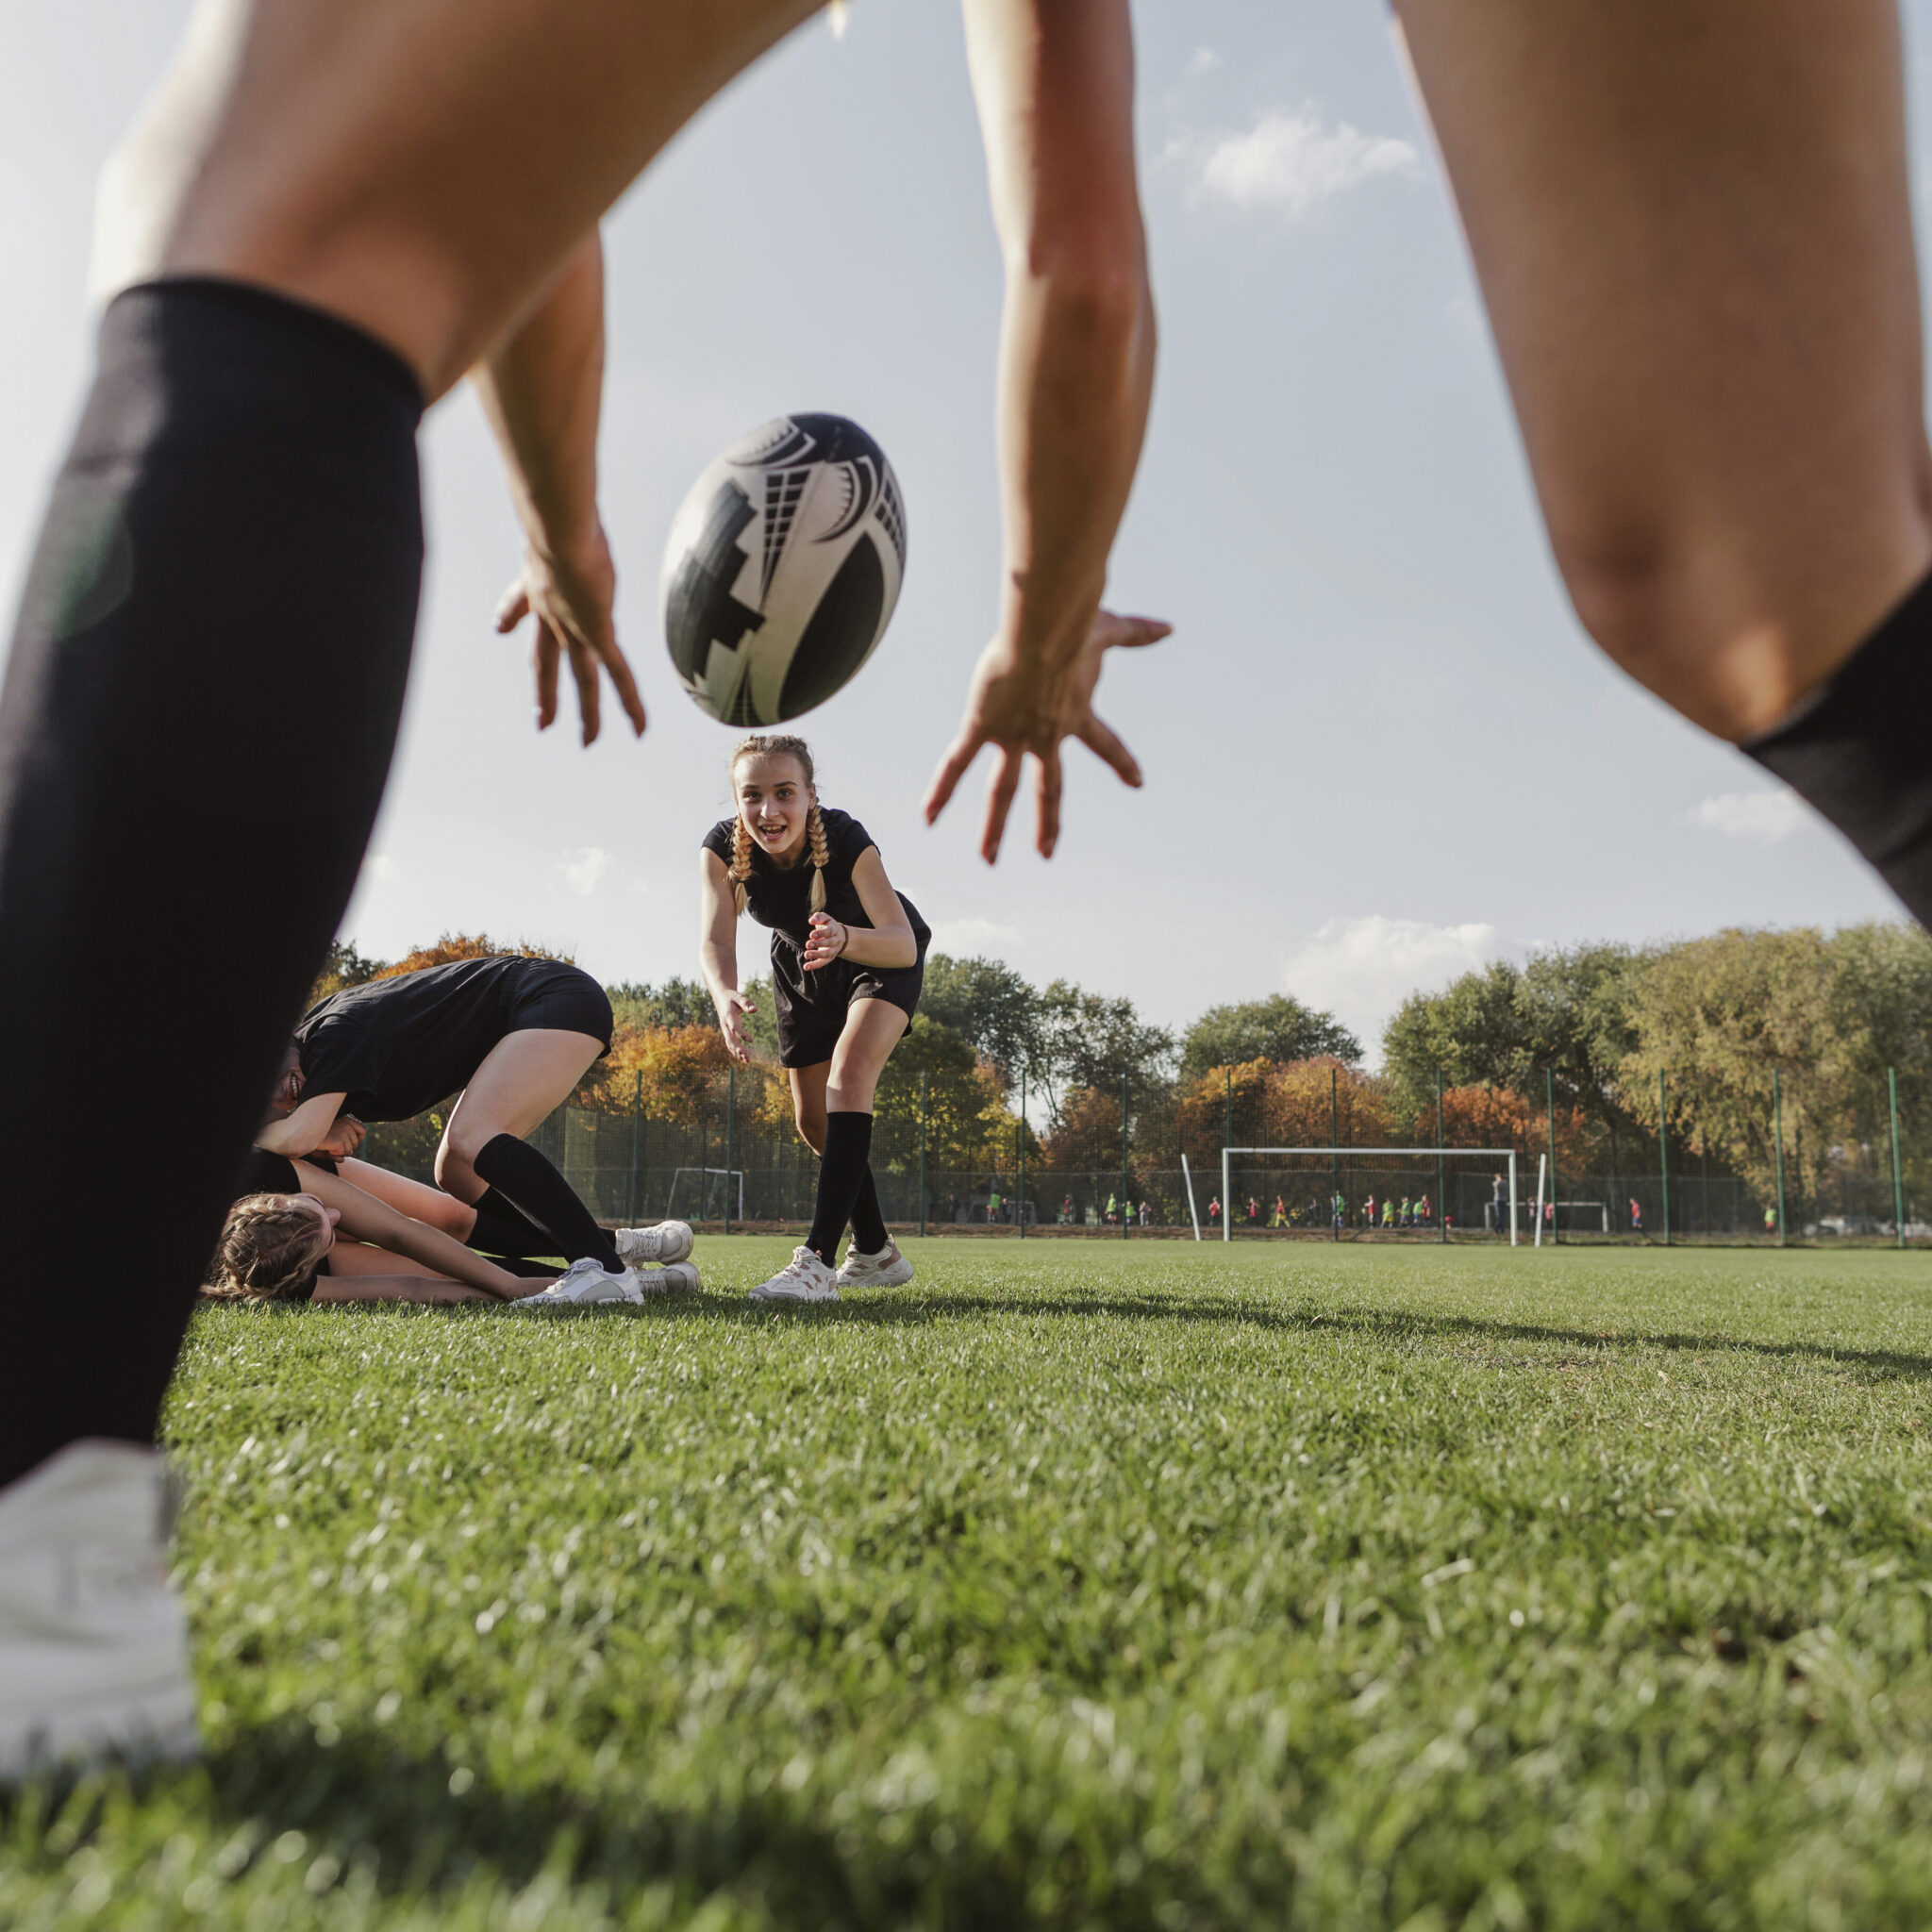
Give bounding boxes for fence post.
[1546,1067,1558,1248]
[1018,1072,1027,1241]
[628,1071,642,1224]
[1658,1070,1670,1246]
[919,1069,928,1239]
[1890,1066,1906,1248]
[724,1065,735,1236]
[1122,1069,1131,1240]
[1773,1068,1788,1247]
[1331,1064,1341,1242]
[1437,1067,1447,1245]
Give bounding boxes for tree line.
[314,922,1932,1205]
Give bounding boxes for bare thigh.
[337,1156,475,1237]
[824,1000,909,1115]
[125,0,822,394]
[436,1028,605,1198]
[1396,0,1932,736]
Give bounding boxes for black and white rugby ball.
[660,412,908,724]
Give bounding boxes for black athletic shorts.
[504,958,614,1052]
[236,1147,338,1197]
[771,938,924,1069]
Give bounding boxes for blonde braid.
[807,803,829,915]
[729,814,755,918]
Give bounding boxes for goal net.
[1215,1147,1522,1241]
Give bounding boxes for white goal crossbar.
[1220,1147,1520,1245]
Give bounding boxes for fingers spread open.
[534,625,560,730]
[1076,710,1142,788]
[980,746,1024,864]
[924,729,983,825]
[1034,742,1064,859]
[567,639,601,745]
[599,641,648,738]
[495,583,530,632]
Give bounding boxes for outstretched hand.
[714,988,757,1063]
[924,608,1171,862]
[494,520,646,746]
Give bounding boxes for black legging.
[0,279,424,1485]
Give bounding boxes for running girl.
[699,735,929,1304]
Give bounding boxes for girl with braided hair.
[700,735,930,1303]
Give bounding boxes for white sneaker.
[614,1221,694,1266]
[509,1256,644,1312]
[836,1238,915,1289]
[748,1246,840,1304]
[636,1260,701,1297]
[0,1441,199,1781]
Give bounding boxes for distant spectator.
[1629,1197,1642,1233]
[1246,1196,1259,1224]
[1272,1194,1288,1228]
[1491,1173,1507,1233]
[1139,1200,1150,1227]
[1208,1195,1222,1227]
[1417,1193,1431,1226]
[1763,1205,1777,1236]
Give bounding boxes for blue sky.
[4,2,1923,1055]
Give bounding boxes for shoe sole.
[747,1287,840,1304]
[510,1287,643,1313]
[619,1225,695,1267]
[0,1677,199,1782]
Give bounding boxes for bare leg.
[1396,0,1932,738]
[337,1156,475,1237]
[824,1000,910,1115]
[789,1062,830,1155]
[434,1028,604,1203]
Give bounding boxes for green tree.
[919,955,1043,1085]
[1034,980,1174,1132]
[1179,994,1360,1081]
[872,1017,1012,1172]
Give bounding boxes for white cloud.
[1166,108,1421,219]
[1187,45,1220,76]
[1685,790,1807,844]
[929,917,1024,958]
[1283,915,1523,1058]
[560,847,611,896]
[361,853,397,883]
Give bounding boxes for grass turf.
[7,1240,1932,1929]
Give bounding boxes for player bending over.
[700,735,926,1304]
[261,955,695,1311]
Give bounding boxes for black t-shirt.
[294,958,538,1122]
[702,806,929,953]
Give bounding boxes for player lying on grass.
[700,735,925,1305]
[260,955,696,1311]
[205,1191,553,1306]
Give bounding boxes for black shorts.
[506,958,614,1054]
[235,1147,338,1198]
[772,939,924,1069]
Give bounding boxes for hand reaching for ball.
[924,608,1171,863]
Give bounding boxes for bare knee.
[434,1140,483,1204]
[824,1074,877,1115]
[793,1101,827,1155]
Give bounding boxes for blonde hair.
[203,1194,331,1303]
[727,734,828,919]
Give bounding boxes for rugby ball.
[660,412,908,724]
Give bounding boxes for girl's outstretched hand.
[804,911,848,973]
[714,988,756,1062]
[924,608,1171,863]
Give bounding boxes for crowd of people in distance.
[1205,1191,1443,1232]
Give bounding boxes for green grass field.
[8,1240,1932,1930]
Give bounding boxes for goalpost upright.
[1221,1147,1520,1244]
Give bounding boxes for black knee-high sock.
[806,1112,875,1267]
[0,281,423,1488]
[467,1187,563,1259]
[1743,566,1932,925]
[472,1134,621,1271]
[849,1168,890,1255]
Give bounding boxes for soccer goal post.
[667,1166,745,1224]
[1220,1147,1520,1244]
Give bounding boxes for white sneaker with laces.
[636,1259,701,1297]
[748,1245,840,1304]
[510,1256,644,1312]
[614,1221,694,1267]
[0,1440,200,1781]
[836,1238,915,1289]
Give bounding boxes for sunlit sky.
[6,2,1928,1056]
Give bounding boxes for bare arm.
[255,1091,348,1158]
[802,847,916,972]
[698,850,756,1062]
[310,1274,504,1307]
[475,230,645,747]
[286,1160,532,1300]
[925,0,1162,861]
